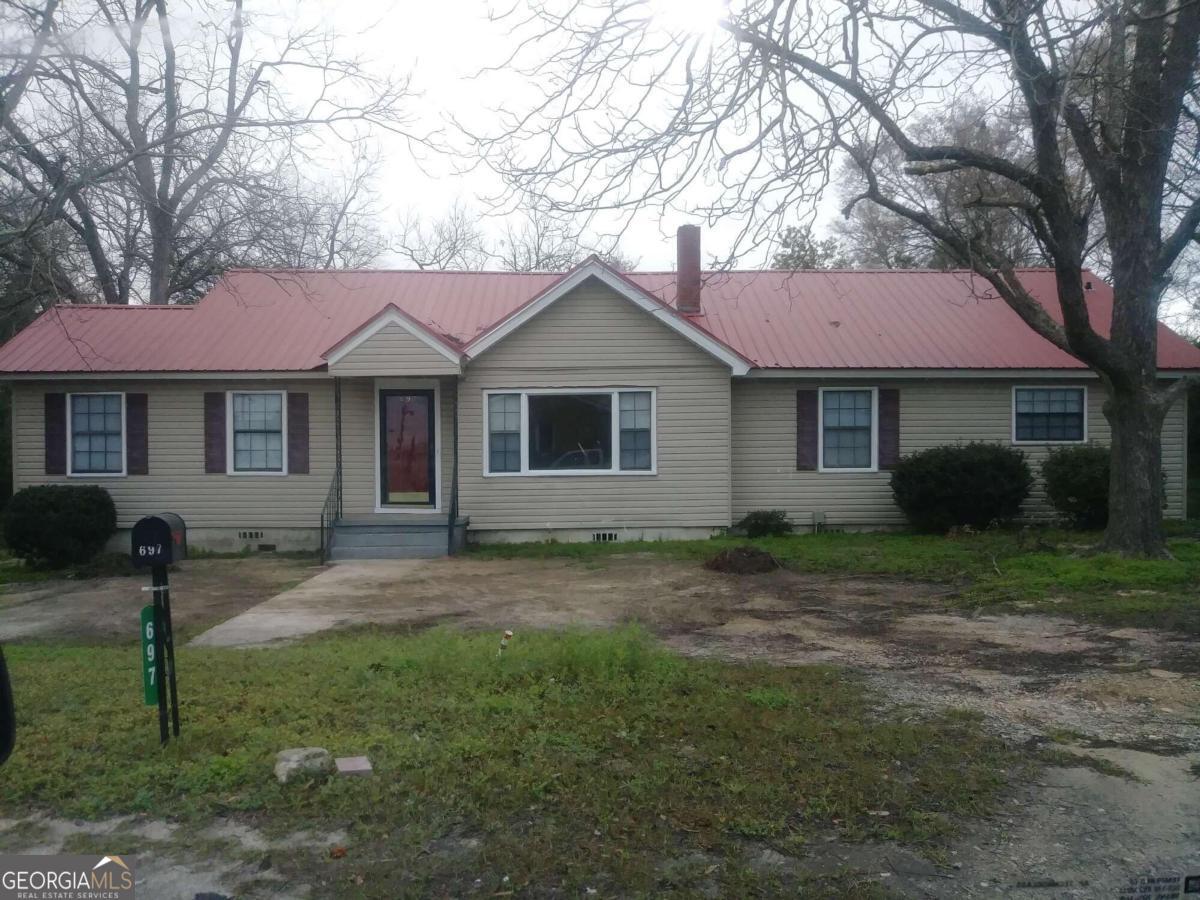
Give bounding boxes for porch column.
[447,375,460,555]
[334,376,343,518]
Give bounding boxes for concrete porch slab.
[188,560,432,648]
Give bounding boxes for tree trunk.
[1101,384,1169,557]
[147,210,173,304]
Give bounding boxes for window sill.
[226,470,289,477]
[484,470,658,478]
[1011,439,1086,446]
[816,467,880,474]
[66,471,126,478]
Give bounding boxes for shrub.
[736,509,793,538]
[1041,444,1110,529]
[3,485,117,567]
[890,443,1033,533]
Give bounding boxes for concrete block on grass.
[335,756,373,777]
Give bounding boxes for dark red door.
[379,390,435,506]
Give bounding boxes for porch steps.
[328,517,468,561]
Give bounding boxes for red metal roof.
[0,266,1197,373]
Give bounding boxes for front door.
[379,390,435,507]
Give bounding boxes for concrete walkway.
[189,559,431,648]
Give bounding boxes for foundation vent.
[238,530,264,540]
[592,531,619,543]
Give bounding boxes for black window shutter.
[287,392,309,475]
[796,390,818,471]
[126,393,149,475]
[204,392,226,473]
[878,388,901,470]
[44,393,66,475]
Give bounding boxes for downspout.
[335,376,343,519]
[447,375,461,555]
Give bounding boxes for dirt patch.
[0,556,321,643]
[0,813,344,900]
[119,553,1200,896]
[703,546,779,574]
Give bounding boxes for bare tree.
[0,1,57,128]
[1,0,413,303]
[480,0,1200,557]
[394,203,639,272]
[495,214,583,271]
[834,102,1050,269]
[394,200,491,270]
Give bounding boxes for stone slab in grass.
[274,747,332,784]
[335,756,373,777]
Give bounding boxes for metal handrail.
[319,463,342,564]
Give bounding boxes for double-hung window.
[819,388,876,471]
[229,391,286,473]
[618,391,652,471]
[69,393,124,475]
[485,389,655,475]
[1013,387,1086,443]
[488,393,521,473]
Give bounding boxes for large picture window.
[229,391,285,473]
[529,393,612,470]
[484,389,655,476]
[69,393,124,475]
[1013,387,1086,443]
[819,388,876,471]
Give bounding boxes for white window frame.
[1011,385,1088,445]
[66,391,126,478]
[482,387,658,477]
[226,390,288,476]
[817,386,879,473]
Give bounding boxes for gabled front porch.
[317,307,467,561]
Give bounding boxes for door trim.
[373,378,442,514]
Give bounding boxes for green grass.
[0,551,138,588]
[0,547,318,592]
[472,528,1200,633]
[1,627,1012,897]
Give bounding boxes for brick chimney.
[676,224,702,315]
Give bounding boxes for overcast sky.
[283,0,758,270]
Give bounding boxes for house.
[0,226,1196,559]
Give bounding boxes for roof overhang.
[0,370,332,380]
[740,368,1200,379]
[464,259,753,375]
[323,303,463,371]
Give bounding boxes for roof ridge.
[223,265,1068,276]
[225,267,566,275]
[52,303,194,309]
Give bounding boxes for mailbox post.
[132,513,187,745]
[0,646,13,767]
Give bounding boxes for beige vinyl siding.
[458,280,732,531]
[732,378,1188,527]
[329,322,460,376]
[12,378,334,529]
[339,376,455,515]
